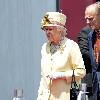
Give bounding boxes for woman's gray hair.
[56,26,67,36]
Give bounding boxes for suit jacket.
[88,30,100,100]
[77,26,92,89]
[77,26,92,73]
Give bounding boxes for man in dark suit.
[77,25,93,99]
[78,2,100,100]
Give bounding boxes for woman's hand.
[46,72,66,80]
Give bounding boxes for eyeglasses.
[85,18,94,22]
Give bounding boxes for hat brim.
[41,24,66,30]
[41,24,60,30]
[43,24,60,27]
[41,24,62,29]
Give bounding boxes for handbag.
[70,69,79,100]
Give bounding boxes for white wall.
[0,0,56,100]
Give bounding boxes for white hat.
[41,12,67,29]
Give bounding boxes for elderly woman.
[37,12,86,100]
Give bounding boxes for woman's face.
[43,26,61,44]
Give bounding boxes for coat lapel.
[88,30,100,99]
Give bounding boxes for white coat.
[37,38,86,100]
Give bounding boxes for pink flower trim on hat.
[50,20,65,27]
